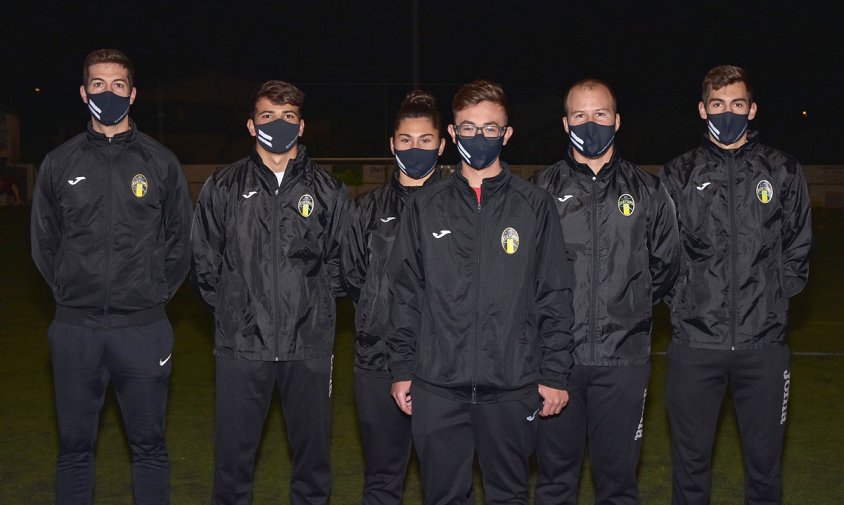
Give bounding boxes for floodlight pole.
[412,0,419,88]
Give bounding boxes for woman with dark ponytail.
[340,90,444,504]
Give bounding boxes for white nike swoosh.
[242,191,258,199]
[68,177,86,185]
[558,195,573,202]
[380,216,397,223]
[696,182,711,190]
[432,230,452,239]
[526,407,542,421]
[159,354,172,366]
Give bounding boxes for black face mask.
[255,118,300,154]
[456,134,504,170]
[568,121,616,158]
[395,148,439,180]
[86,91,131,126]
[706,111,749,145]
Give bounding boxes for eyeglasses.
[453,123,507,139]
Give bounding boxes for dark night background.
[2,0,841,166]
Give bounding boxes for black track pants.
[212,356,333,505]
[666,343,791,505]
[355,371,414,504]
[49,318,173,505]
[534,364,651,505]
[411,385,541,505]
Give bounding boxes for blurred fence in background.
[3,161,842,208]
[181,161,844,208]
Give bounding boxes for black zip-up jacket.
[659,132,812,350]
[341,169,441,375]
[532,150,680,366]
[387,167,575,399]
[191,147,348,361]
[31,121,192,327]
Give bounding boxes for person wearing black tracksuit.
[341,90,445,504]
[388,80,575,505]
[532,79,680,505]
[191,81,348,505]
[30,49,192,505]
[659,66,812,505]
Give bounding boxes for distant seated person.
[0,164,21,205]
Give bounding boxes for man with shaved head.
[532,78,680,505]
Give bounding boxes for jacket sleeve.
[656,164,681,304]
[385,196,424,382]
[162,156,193,299]
[324,185,350,299]
[190,177,225,309]
[648,180,681,304]
[781,162,812,297]
[340,198,368,303]
[534,194,575,389]
[30,155,61,291]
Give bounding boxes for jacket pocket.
[670,269,691,320]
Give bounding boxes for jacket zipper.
[273,185,281,360]
[727,152,737,350]
[590,175,599,362]
[104,139,112,328]
[473,187,482,404]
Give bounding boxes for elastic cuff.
[389,361,413,382]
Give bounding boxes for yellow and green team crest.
[756,180,773,204]
[131,174,148,198]
[618,193,635,216]
[298,194,315,217]
[501,227,519,255]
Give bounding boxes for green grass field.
[1,206,842,504]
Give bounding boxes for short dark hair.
[452,79,509,121]
[83,49,135,88]
[251,80,305,119]
[702,65,753,103]
[394,89,441,131]
[564,78,617,115]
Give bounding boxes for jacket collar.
[565,146,621,179]
[453,163,511,203]
[701,130,760,160]
[389,166,442,196]
[249,144,308,185]
[85,119,137,147]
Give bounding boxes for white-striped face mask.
[256,118,300,154]
[569,121,616,159]
[87,91,131,126]
[707,111,749,146]
[456,135,504,170]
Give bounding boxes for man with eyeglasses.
[387,79,575,504]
